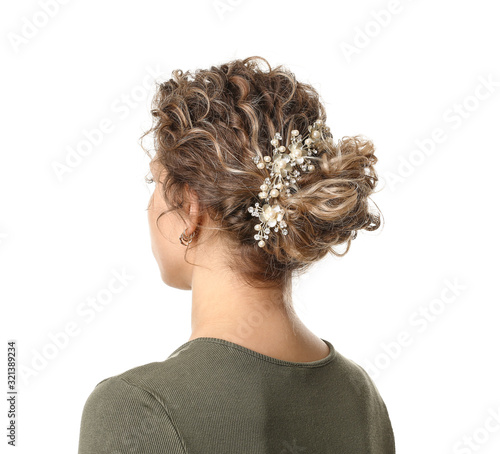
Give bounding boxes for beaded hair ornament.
[248,119,330,248]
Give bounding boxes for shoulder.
[332,349,386,400]
[332,350,396,451]
[78,375,187,454]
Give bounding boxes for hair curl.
[140,56,382,291]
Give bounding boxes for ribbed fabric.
[78,337,396,453]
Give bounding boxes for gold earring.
[179,228,196,246]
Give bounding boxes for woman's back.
[78,337,395,453]
[78,55,395,452]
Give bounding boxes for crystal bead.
[254,234,260,240]
[282,229,288,235]
[264,228,270,234]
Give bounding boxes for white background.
[2,0,500,453]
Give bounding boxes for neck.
[188,257,305,346]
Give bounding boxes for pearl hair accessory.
[248,119,329,248]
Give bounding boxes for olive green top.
[78,337,395,453]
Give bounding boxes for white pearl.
[305,138,312,145]
[311,130,320,139]
[271,139,278,146]
[254,224,261,230]
[258,240,265,247]
[291,130,299,136]
[257,162,265,169]
[260,184,268,191]
[270,188,279,197]
[279,146,286,152]
[316,119,323,125]
[276,183,283,189]
[264,156,271,162]
[308,164,314,171]
[258,191,267,199]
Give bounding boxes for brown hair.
[141,56,382,292]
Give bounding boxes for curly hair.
[140,56,382,291]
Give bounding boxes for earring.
[179,228,197,246]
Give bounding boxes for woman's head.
[142,56,382,293]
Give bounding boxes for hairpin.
[248,119,329,248]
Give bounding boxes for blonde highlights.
[141,56,382,289]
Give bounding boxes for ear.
[182,184,202,232]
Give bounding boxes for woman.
[78,56,395,453]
